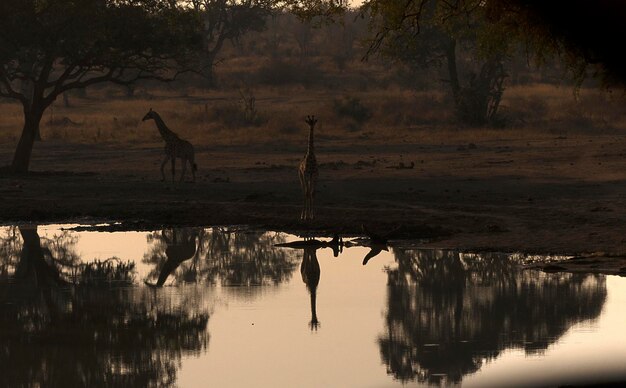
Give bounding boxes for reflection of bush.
[333,96,372,123]
[0,227,20,279]
[0,226,209,387]
[0,286,208,387]
[379,249,607,385]
[75,258,135,286]
[255,59,324,87]
[332,95,372,131]
[143,228,299,288]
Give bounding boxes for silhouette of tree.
[0,0,203,173]
[185,0,274,85]
[143,228,202,287]
[143,228,299,288]
[286,1,626,123]
[378,249,607,385]
[0,226,209,387]
[0,226,20,279]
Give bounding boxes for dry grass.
[502,84,626,132]
[0,83,624,149]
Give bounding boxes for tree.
[367,0,510,125]
[488,0,626,87]
[185,0,274,85]
[379,249,606,384]
[286,0,626,124]
[0,225,209,387]
[143,228,299,287]
[0,0,204,173]
[0,226,209,387]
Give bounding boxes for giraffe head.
[142,108,156,122]
[305,115,318,129]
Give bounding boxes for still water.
[0,225,624,387]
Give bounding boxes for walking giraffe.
[299,115,319,220]
[142,108,197,182]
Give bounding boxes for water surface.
[0,225,624,387]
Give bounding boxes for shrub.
[255,59,324,87]
[333,96,372,125]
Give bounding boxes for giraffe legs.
[309,186,315,220]
[300,179,315,220]
[301,193,308,220]
[307,181,316,220]
[299,171,308,220]
[301,186,309,220]
[160,156,170,182]
[161,155,196,183]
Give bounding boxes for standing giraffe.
[299,115,319,220]
[142,108,197,182]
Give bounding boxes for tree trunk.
[202,58,216,88]
[16,226,65,287]
[125,84,135,98]
[11,108,44,173]
[445,38,461,102]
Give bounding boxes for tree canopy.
[181,0,275,84]
[286,0,626,86]
[0,0,204,172]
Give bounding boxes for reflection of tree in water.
[0,226,209,387]
[143,228,201,287]
[379,249,607,385]
[143,228,299,287]
[0,226,81,284]
[0,226,20,279]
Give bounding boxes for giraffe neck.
[307,126,315,155]
[152,112,178,142]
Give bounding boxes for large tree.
[0,0,203,173]
[286,0,626,124]
[366,0,510,125]
[185,0,274,85]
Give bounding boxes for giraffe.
[301,245,321,330]
[299,115,319,220]
[144,228,199,287]
[142,108,197,182]
[275,234,344,330]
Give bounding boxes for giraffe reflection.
[0,226,209,387]
[379,249,607,385]
[301,246,321,330]
[143,228,300,288]
[277,235,343,330]
[359,224,393,265]
[13,226,71,286]
[144,228,200,287]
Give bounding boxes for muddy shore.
[2,133,626,260]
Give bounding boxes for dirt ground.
[2,132,626,258]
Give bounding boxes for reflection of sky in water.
[38,224,151,277]
[2,225,626,387]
